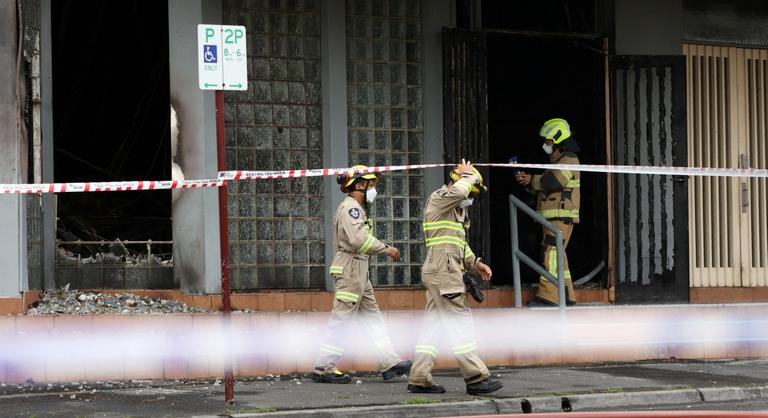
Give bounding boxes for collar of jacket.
[549,149,577,163]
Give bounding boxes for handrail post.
[556,230,565,312]
[509,197,522,308]
[508,194,569,314]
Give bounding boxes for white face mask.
[459,198,474,208]
[365,187,378,203]
[542,143,554,155]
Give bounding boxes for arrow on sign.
[229,83,242,88]
[205,83,219,88]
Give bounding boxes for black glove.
[463,273,484,304]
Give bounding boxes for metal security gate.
[442,28,490,260]
[612,56,690,304]
[685,45,768,287]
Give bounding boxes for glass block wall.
[223,0,326,290]
[346,0,426,286]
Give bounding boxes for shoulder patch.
[348,208,360,219]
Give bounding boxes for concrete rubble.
[26,285,208,315]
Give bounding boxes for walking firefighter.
[312,165,413,384]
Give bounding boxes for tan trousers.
[314,260,401,374]
[536,220,576,304]
[409,281,490,387]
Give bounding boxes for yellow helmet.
[539,118,571,144]
[337,165,380,193]
[449,165,488,194]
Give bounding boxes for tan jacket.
[420,175,480,295]
[328,197,390,281]
[531,149,581,223]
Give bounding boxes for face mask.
[459,198,474,208]
[542,143,554,155]
[365,187,378,203]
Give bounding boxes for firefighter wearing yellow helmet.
[515,118,581,306]
[312,165,412,384]
[407,160,503,396]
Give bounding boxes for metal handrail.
[509,194,566,311]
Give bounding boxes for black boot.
[407,383,446,394]
[383,360,413,380]
[466,378,503,395]
[528,297,557,307]
[311,370,352,384]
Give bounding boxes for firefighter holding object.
[407,160,503,396]
[515,118,581,306]
[312,165,412,384]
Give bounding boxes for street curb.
[230,399,498,418]
[229,386,768,417]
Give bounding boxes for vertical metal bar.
[509,197,521,308]
[216,89,234,403]
[556,230,565,311]
[603,38,615,301]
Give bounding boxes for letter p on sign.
[205,27,216,42]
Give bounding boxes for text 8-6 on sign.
[198,24,248,91]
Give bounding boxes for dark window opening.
[481,0,596,34]
[486,34,609,290]
[52,1,171,248]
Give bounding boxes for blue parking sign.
[203,45,218,63]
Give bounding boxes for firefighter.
[407,160,503,395]
[312,165,412,384]
[515,118,581,306]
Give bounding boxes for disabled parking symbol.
[203,45,218,63]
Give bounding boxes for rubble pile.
[27,286,208,315]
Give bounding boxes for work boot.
[407,383,446,394]
[311,370,352,384]
[382,360,412,380]
[528,298,556,307]
[466,378,503,395]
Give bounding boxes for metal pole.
[509,196,522,307]
[216,89,234,403]
[556,230,565,312]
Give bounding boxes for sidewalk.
[2,359,767,417]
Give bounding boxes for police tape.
[3,162,768,194]
[218,162,768,181]
[0,179,224,194]
[217,163,453,180]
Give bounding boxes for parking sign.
[198,24,247,91]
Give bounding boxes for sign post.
[198,24,247,404]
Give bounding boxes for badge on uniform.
[349,208,360,219]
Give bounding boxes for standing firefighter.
[312,165,412,384]
[407,160,503,395]
[515,118,581,306]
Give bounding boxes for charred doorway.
[52,1,172,289]
[486,34,609,292]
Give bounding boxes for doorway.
[686,44,768,288]
[486,34,609,289]
[51,1,172,287]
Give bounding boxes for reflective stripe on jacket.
[421,175,479,295]
[530,150,581,223]
[329,197,389,277]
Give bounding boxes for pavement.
[2,359,768,417]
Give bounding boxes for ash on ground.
[26,285,208,315]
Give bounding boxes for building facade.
[1,0,767,309]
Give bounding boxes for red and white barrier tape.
[3,162,768,194]
[0,179,224,194]
[219,162,768,181]
[217,163,453,180]
[476,163,768,178]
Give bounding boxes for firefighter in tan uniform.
[312,165,412,384]
[516,118,581,306]
[407,160,503,395]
